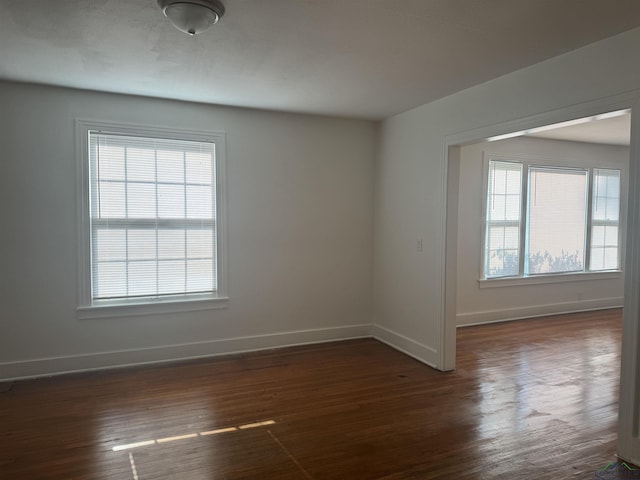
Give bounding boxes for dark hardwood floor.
[0,309,625,479]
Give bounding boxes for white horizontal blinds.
[526,167,587,275]
[485,161,522,278]
[89,132,216,300]
[590,168,621,271]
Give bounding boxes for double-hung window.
[483,158,621,279]
[77,121,227,317]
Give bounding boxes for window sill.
[478,270,622,289]
[77,294,229,320]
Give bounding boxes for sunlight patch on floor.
[112,420,277,452]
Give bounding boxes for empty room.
[2,1,640,478]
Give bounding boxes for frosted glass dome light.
[158,0,225,36]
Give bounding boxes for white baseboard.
[0,324,372,381]
[372,324,440,369]
[456,297,623,327]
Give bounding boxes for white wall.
[373,26,640,464]
[373,27,640,368]
[457,136,629,326]
[0,81,376,379]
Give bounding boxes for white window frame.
[76,120,228,319]
[480,153,625,286]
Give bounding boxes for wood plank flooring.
[0,309,626,479]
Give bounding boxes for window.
[77,121,226,316]
[485,161,522,278]
[590,169,621,271]
[483,159,621,279]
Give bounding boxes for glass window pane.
[488,226,505,251]
[527,168,586,274]
[186,185,212,219]
[187,259,214,291]
[491,168,507,195]
[487,227,519,277]
[127,183,156,218]
[591,226,605,247]
[157,150,184,183]
[97,145,125,181]
[604,226,619,247]
[128,230,156,260]
[158,230,185,260]
[606,175,620,197]
[503,226,519,249]
[489,195,506,221]
[487,248,519,277]
[603,247,619,270]
[505,194,520,221]
[128,261,157,297]
[158,184,185,218]
[158,261,186,295]
[605,198,620,221]
[506,169,521,194]
[186,152,213,184]
[97,182,126,218]
[93,262,127,299]
[590,247,604,271]
[95,229,126,262]
[126,148,156,182]
[187,230,213,259]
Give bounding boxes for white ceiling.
[527,113,631,146]
[1,1,640,119]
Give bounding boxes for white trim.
[0,324,372,381]
[442,91,640,367]
[77,295,229,320]
[372,324,439,369]
[478,270,622,288]
[442,145,460,371]
[480,154,625,280]
[443,90,640,463]
[75,119,228,316]
[618,98,640,465]
[456,298,623,327]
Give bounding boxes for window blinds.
[590,168,621,270]
[527,167,587,274]
[485,161,522,278]
[89,132,217,301]
[484,160,621,279]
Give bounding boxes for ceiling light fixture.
[158,0,225,36]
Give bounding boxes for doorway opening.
[444,107,631,368]
[442,102,639,465]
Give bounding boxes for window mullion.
[585,168,594,271]
[124,144,130,297]
[155,145,160,297]
[519,162,529,276]
[183,149,188,294]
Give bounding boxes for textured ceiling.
[1,0,640,119]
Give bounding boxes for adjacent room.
[2,1,640,478]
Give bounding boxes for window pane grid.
[483,160,621,279]
[590,169,621,271]
[485,161,522,278]
[90,132,216,301]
